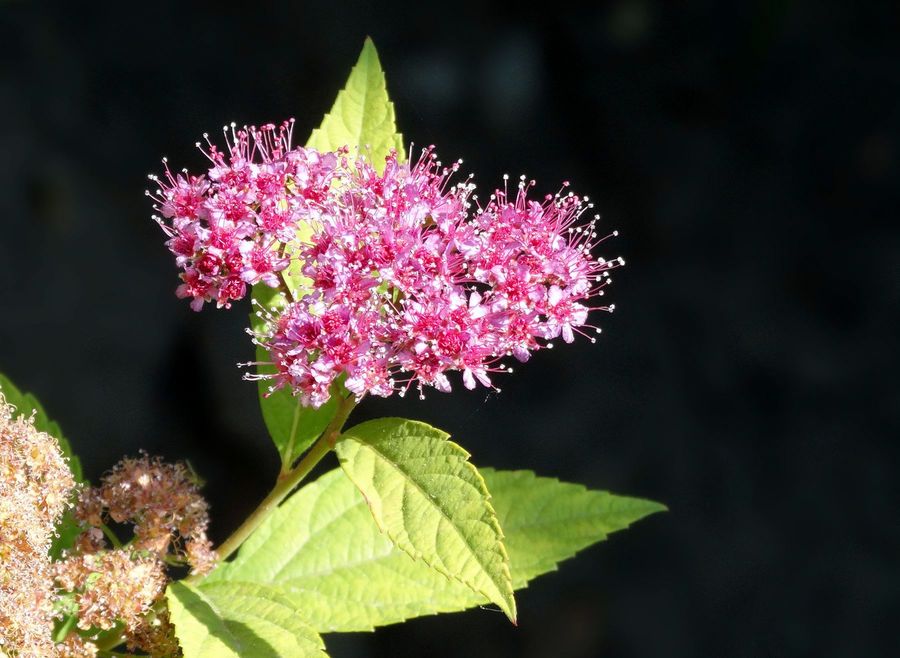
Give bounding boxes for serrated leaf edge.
[338,419,517,622]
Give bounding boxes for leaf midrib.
[341,432,511,607]
[343,54,375,148]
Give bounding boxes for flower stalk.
[201,394,357,572]
[275,269,296,304]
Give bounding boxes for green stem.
[161,554,187,567]
[278,399,304,477]
[100,523,123,549]
[53,614,77,643]
[196,395,357,577]
[94,630,126,652]
[276,271,296,304]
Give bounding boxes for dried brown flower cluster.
[0,392,216,658]
[47,455,218,656]
[73,455,216,575]
[53,551,180,656]
[0,392,75,657]
[0,387,216,657]
[51,546,178,657]
[54,552,167,632]
[55,633,97,658]
[121,606,181,658]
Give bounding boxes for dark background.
[1,1,897,656]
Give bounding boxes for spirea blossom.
[150,120,621,407]
[148,120,340,310]
[251,150,621,406]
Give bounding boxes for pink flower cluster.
[151,122,622,406]
[149,120,340,310]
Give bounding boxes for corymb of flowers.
[148,120,623,408]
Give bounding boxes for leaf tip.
[506,602,518,626]
[359,36,380,63]
[641,499,668,516]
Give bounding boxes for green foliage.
[167,581,327,657]
[335,418,516,622]
[49,511,84,560]
[478,469,666,587]
[255,371,339,469]
[0,372,82,481]
[206,467,664,632]
[307,37,406,168]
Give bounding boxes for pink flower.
[150,123,621,406]
[251,150,622,406]
[148,120,339,310]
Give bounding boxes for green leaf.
[49,511,84,560]
[479,469,666,587]
[335,418,516,622]
[0,372,82,482]
[167,581,327,657]
[307,37,406,169]
[250,334,339,469]
[206,467,664,632]
[255,370,338,469]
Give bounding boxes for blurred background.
[1,1,897,656]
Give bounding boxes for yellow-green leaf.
[307,37,405,169]
[335,418,516,622]
[167,581,327,657]
[206,467,664,632]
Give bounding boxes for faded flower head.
[0,391,75,657]
[123,606,181,658]
[55,634,97,658]
[73,454,216,576]
[53,454,214,655]
[150,120,621,407]
[52,549,180,657]
[0,404,201,655]
[54,551,166,633]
